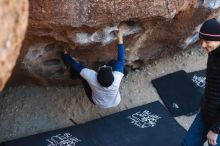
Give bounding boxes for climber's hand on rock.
[117,28,124,44]
[64,47,69,54]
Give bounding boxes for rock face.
[6,0,220,86]
[0,0,28,91]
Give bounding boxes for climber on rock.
[63,27,126,108]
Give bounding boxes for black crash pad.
[1,101,186,146]
[152,70,202,117]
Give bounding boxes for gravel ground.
[0,44,208,145]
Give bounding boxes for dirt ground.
[0,43,208,144]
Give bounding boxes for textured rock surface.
[6,0,220,86]
[29,0,185,27]
[0,0,28,91]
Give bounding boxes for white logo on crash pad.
[46,133,81,146]
[192,75,206,88]
[128,110,161,128]
[172,103,179,109]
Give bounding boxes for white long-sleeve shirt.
[80,68,124,108]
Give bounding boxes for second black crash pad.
[152,70,202,117]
